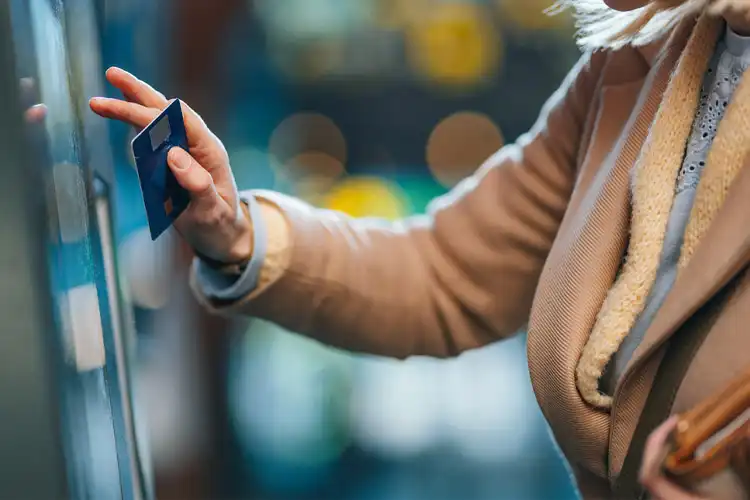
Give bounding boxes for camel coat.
[194,19,750,499]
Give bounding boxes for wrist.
[225,200,254,264]
[197,200,253,273]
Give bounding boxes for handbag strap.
[613,277,739,499]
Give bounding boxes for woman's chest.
[526,52,750,483]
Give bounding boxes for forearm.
[191,50,605,359]
[193,190,499,358]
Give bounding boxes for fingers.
[639,416,676,487]
[642,475,707,500]
[96,68,211,151]
[89,97,160,129]
[105,67,168,109]
[175,99,211,150]
[167,147,215,202]
[639,417,707,500]
[19,78,46,123]
[641,416,678,478]
[24,104,47,123]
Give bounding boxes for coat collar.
[526,26,668,477]
[609,14,750,478]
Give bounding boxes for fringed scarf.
[576,12,750,409]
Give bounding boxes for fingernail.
[168,148,190,170]
[24,104,47,123]
[28,104,47,119]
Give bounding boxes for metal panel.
[0,0,150,497]
[0,0,69,497]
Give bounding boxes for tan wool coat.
[193,16,750,499]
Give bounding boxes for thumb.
[167,147,215,203]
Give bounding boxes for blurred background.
[2,0,584,498]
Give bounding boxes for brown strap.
[613,278,738,499]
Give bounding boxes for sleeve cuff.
[193,194,268,301]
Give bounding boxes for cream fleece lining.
[576,14,725,409]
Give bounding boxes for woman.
[91,0,750,498]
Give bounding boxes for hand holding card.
[90,67,253,263]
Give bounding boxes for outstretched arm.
[192,50,607,359]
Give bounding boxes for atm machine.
[0,0,152,498]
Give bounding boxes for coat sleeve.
[191,50,608,359]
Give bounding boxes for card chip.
[164,197,173,215]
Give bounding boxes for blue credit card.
[132,99,192,240]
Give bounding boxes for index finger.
[640,417,678,483]
[89,97,160,130]
[105,67,169,109]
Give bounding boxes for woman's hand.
[639,417,709,500]
[89,67,253,264]
[20,77,46,124]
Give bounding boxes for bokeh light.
[439,340,536,463]
[268,40,347,81]
[323,176,410,219]
[119,227,176,310]
[255,0,372,40]
[405,3,502,87]
[284,151,346,202]
[349,358,443,459]
[230,321,353,490]
[228,147,277,191]
[255,0,373,80]
[496,0,573,32]
[269,112,347,169]
[426,111,504,187]
[374,0,431,29]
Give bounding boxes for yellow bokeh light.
[405,3,502,87]
[496,0,573,31]
[427,111,504,188]
[323,176,409,220]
